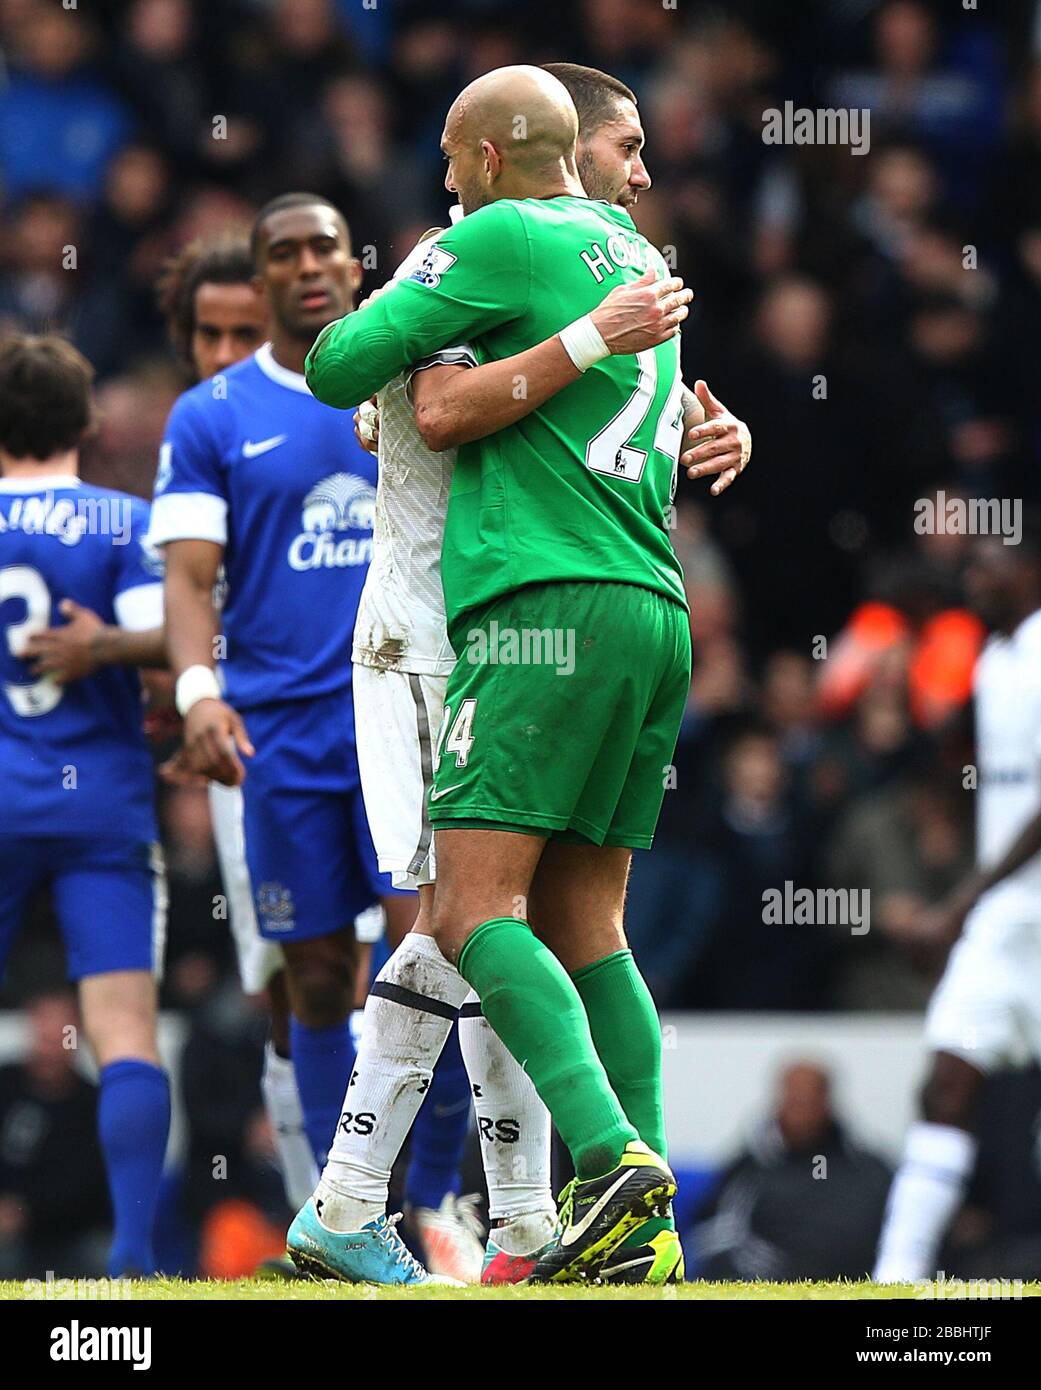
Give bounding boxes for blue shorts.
[0,836,166,981]
[241,689,401,944]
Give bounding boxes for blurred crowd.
[2,0,1041,1275]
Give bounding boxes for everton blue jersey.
[0,475,161,841]
[148,343,376,713]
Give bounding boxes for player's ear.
[481,139,502,182]
[348,258,363,292]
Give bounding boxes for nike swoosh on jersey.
[430,784,464,801]
[560,1172,632,1247]
[242,434,288,458]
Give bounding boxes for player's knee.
[920,1069,978,1130]
[86,1016,160,1070]
[267,975,292,1054]
[286,952,357,1027]
[429,910,464,965]
[429,895,479,965]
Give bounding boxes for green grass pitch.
[4,1278,1040,1301]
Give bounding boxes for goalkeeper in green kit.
[306,65,693,1283]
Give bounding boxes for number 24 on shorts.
[438,699,477,768]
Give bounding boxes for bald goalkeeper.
[305,66,691,1284]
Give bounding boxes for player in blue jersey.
[0,335,170,1277]
[26,238,324,1222]
[146,198,476,1231]
[155,235,322,1214]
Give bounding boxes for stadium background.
[1,0,1040,1282]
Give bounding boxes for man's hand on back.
[681,379,752,496]
[24,599,105,684]
[591,269,692,354]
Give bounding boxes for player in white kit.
[875,532,1041,1282]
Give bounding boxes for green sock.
[573,948,673,1241]
[458,917,637,1179]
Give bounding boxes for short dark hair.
[0,334,94,461]
[250,192,346,264]
[156,234,255,377]
[541,63,637,135]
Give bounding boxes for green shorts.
[428,580,691,849]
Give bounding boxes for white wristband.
[175,664,222,718]
[558,314,610,372]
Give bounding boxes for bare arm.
[413,339,581,453]
[411,270,692,452]
[92,626,167,668]
[974,810,1041,898]
[164,537,253,786]
[164,538,222,677]
[922,808,1041,945]
[25,600,167,684]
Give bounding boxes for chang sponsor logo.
[288,472,375,571]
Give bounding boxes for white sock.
[491,1209,558,1257]
[874,1121,977,1282]
[458,990,555,1226]
[261,1042,318,1211]
[317,933,471,1233]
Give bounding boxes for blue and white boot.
[287,1199,462,1286]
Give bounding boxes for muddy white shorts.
[353,663,446,891]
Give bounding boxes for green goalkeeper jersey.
[306,195,687,633]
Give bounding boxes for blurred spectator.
[0,990,110,1278]
[178,981,289,1271]
[0,0,131,201]
[82,358,180,495]
[0,193,126,375]
[760,650,824,794]
[158,785,234,1006]
[683,728,833,1010]
[691,1061,892,1279]
[830,0,1001,198]
[826,759,972,1008]
[817,558,985,733]
[107,0,209,171]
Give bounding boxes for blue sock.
[98,1059,170,1277]
[289,1017,355,1168]
[405,1020,470,1210]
